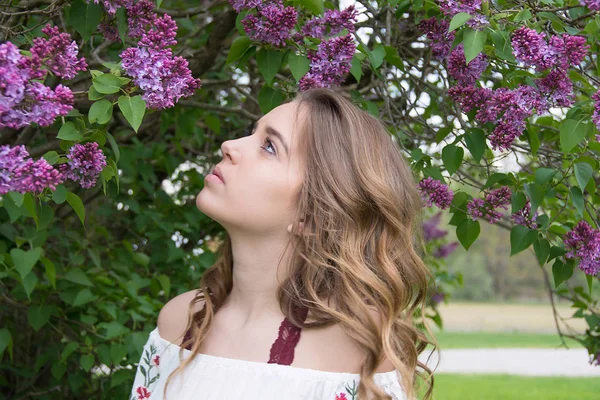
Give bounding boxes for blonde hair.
[163,88,439,399]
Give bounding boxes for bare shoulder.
[157,289,206,346]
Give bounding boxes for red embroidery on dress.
[268,304,309,365]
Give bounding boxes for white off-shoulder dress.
[129,307,408,400]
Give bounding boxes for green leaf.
[534,168,557,186]
[441,144,464,175]
[257,48,284,86]
[88,85,105,101]
[21,272,38,300]
[552,259,573,288]
[93,73,123,94]
[350,55,362,83]
[524,183,544,218]
[11,248,42,280]
[42,257,56,289]
[513,8,532,22]
[462,28,487,64]
[116,7,128,43]
[106,132,120,163]
[510,225,538,256]
[533,238,550,266]
[52,185,67,204]
[226,36,253,65]
[449,12,472,32]
[81,354,95,372]
[157,274,171,298]
[66,192,86,227]
[88,99,113,125]
[464,128,486,162]
[64,268,94,287]
[69,0,102,42]
[57,122,83,141]
[102,321,130,339]
[569,186,585,218]
[456,218,480,250]
[287,53,310,81]
[384,46,404,70]
[61,342,79,362]
[42,151,60,165]
[298,0,324,15]
[258,86,284,114]
[0,328,13,361]
[369,45,386,69]
[574,162,593,192]
[586,274,593,296]
[490,29,516,63]
[118,95,146,133]
[28,305,54,332]
[560,118,589,153]
[73,288,98,307]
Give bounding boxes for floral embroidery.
[334,379,358,400]
[130,343,161,400]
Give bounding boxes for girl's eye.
[261,137,276,156]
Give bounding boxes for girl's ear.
[287,220,304,235]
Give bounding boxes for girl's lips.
[205,173,224,183]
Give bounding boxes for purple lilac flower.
[138,13,178,50]
[0,42,28,115]
[447,85,493,112]
[434,242,459,258]
[88,0,133,14]
[423,212,448,242]
[299,5,358,39]
[229,0,262,12]
[127,0,157,38]
[563,220,600,276]
[430,291,446,305]
[581,0,600,10]
[242,3,298,47]
[447,44,488,86]
[298,34,355,90]
[1,82,74,129]
[99,17,121,42]
[548,34,589,70]
[417,177,454,210]
[467,186,512,224]
[58,142,107,189]
[590,351,600,366]
[0,145,65,195]
[536,68,575,108]
[120,13,201,109]
[592,90,600,131]
[417,17,455,60]
[437,0,489,30]
[475,86,547,151]
[21,24,87,80]
[511,27,589,72]
[511,199,538,229]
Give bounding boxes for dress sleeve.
[129,330,164,400]
[377,375,408,400]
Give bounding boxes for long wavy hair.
[163,88,439,399]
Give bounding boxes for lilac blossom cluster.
[581,0,600,10]
[511,27,589,71]
[299,5,358,39]
[417,177,454,210]
[466,186,512,224]
[511,199,538,229]
[99,0,157,41]
[0,25,82,130]
[58,142,107,189]
[0,145,65,195]
[242,2,298,47]
[447,44,488,85]
[417,17,455,60]
[563,220,600,276]
[591,351,600,367]
[299,35,356,90]
[430,290,447,306]
[0,143,107,195]
[88,0,133,14]
[120,10,201,109]
[229,0,358,90]
[437,0,489,30]
[422,212,460,259]
[592,90,600,131]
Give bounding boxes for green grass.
[429,331,583,349]
[422,374,600,400]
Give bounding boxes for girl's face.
[196,102,306,235]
